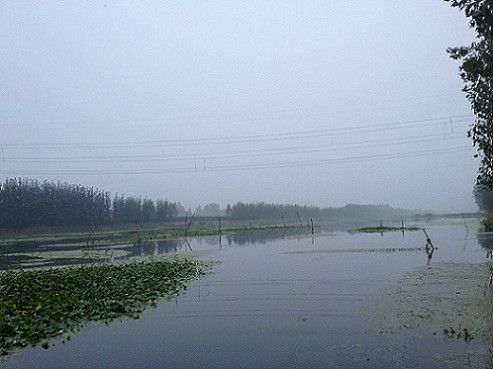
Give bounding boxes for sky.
[0,1,479,212]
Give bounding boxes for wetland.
[1,217,492,368]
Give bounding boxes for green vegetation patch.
[365,262,493,340]
[2,223,298,247]
[352,226,422,233]
[285,247,423,255]
[12,249,130,261]
[0,258,208,355]
[481,215,493,232]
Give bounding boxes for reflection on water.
[423,229,435,265]
[132,239,183,257]
[226,227,304,246]
[0,221,479,273]
[0,238,187,270]
[478,233,493,250]
[0,228,316,269]
[476,233,493,263]
[426,244,435,265]
[1,219,428,270]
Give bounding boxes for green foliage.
[353,226,422,233]
[481,215,493,231]
[0,178,111,228]
[0,259,206,355]
[226,202,412,220]
[446,0,493,188]
[473,184,493,212]
[0,178,178,229]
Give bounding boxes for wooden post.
[184,219,192,236]
[423,229,434,248]
[310,218,314,234]
[296,210,303,228]
[184,238,192,252]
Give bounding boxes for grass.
[0,258,208,356]
[481,215,493,232]
[12,249,130,261]
[285,247,423,254]
[1,223,299,247]
[352,226,422,233]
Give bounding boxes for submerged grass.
[365,262,493,340]
[2,223,298,247]
[352,226,422,233]
[12,249,130,260]
[0,258,208,356]
[285,246,423,254]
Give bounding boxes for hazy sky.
[1,1,479,212]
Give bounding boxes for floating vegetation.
[352,226,422,233]
[12,249,130,261]
[2,223,298,248]
[364,262,493,341]
[0,258,208,356]
[285,247,423,255]
[443,327,472,341]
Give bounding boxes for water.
[2,218,491,368]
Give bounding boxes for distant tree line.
[193,203,224,217]
[112,196,177,225]
[225,202,319,220]
[0,178,178,229]
[225,202,412,220]
[0,178,418,229]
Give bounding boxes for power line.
[0,115,472,148]
[0,146,472,175]
[1,132,468,163]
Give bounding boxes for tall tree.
[142,199,156,223]
[473,183,493,212]
[446,0,493,188]
[0,178,179,229]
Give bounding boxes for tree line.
[0,178,420,229]
[225,202,413,220]
[0,178,178,229]
[225,202,320,220]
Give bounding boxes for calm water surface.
[2,219,491,368]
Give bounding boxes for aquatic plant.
[285,247,423,255]
[3,222,297,246]
[0,258,207,355]
[352,226,422,233]
[365,262,493,341]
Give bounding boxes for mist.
[1,1,478,212]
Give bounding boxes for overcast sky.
[1,1,478,212]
